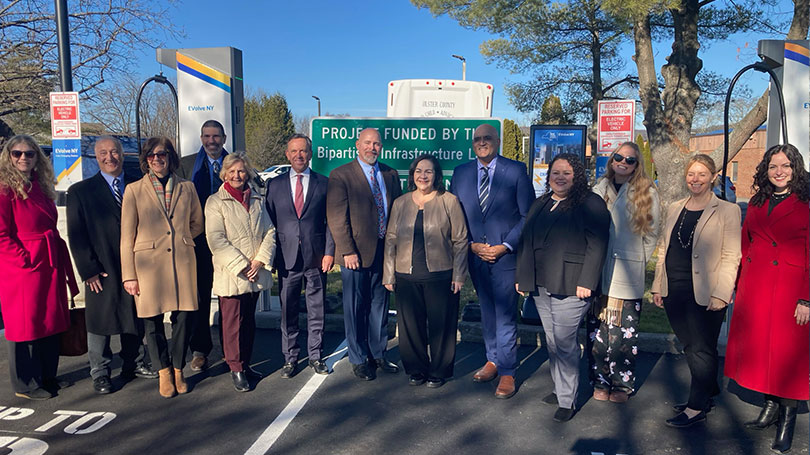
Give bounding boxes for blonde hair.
[0,135,57,200]
[220,153,257,181]
[685,153,718,188]
[600,142,657,235]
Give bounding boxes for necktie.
[294,174,304,218]
[479,166,490,212]
[212,160,222,190]
[112,177,122,208]
[369,169,386,238]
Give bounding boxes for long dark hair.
[543,153,589,210]
[139,137,180,174]
[407,154,444,194]
[750,144,810,206]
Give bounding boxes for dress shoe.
[92,376,113,395]
[593,388,609,401]
[426,377,445,389]
[744,399,779,430]
[541,392,558,406]
[42,378,72,395]
[609,390,629,403]
[308,359,329,375]
[121,364,159,381]
[494,375,516,399]
[409,373,426,386]
[157,368,176,398]
[666,411,707,428]
[352,363,375,381]
[231,371,250,392]
[771,405,797,454]
[553,406,576,422]
[245,366,264,380]
[472,361,498,383]
[15,388,53,401]
[173,368,188,394]
[280,362,297,379]
[189,355,207,372]
[375,358,399,374]
[673,398,714,413]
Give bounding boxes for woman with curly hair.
[651,154,741,428]
[587,142,661,403]
[724,144,809,453]
[516,153,610,422]
[0,135,78,400]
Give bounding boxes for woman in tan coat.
[121,137,203,398]
[651,154,741,428]
[205,154,275,392]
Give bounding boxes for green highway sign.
[310,117,502,187]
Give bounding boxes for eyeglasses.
[473,135,494,143]
[10,150,35,159]
[146,151,168,160]
[612,153,638,165]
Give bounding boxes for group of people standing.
[0,121,806,452]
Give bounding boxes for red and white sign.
[49,92,81,139]
[597,100,635,154]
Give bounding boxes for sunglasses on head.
[473,135,494,143]
[146,151,168,160]
[612,153,638,165]
[10,150,35,159]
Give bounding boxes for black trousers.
[395,273,459,379]
[189,248,214,358]
[143,311,190,370]
[219,293,258,372]
[664,285,726,410]
[8,334,60,393]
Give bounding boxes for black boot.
[745,399,779,429]
[771,405,797,454]
[231,371,250,392]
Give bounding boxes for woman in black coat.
[516,153,610,423]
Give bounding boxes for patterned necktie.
[212,160,222,190]
[369,169,386,238]
[112,177,122,208]
[294,174,304,218]
[479,166,490,212]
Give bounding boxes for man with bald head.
[327,128,402,380]
[450,123,534,399]
[67,136,157,395]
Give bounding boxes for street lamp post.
[55,0,73,91]
[312,95,321,116]
[451,54,466,81]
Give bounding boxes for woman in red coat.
[0,135,78,400]
[724,143,809,454]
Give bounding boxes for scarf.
[148,171,174,213]
[224,181,251,212]
[590,295,626,326]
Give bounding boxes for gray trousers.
[534,287,592,409]
[87,332,145,380]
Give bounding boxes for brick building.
[689,125,767,201]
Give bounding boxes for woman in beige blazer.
[651,154,741,428]
[205,154,275,392]
[121,137,203,398]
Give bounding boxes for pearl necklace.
[676,207,698,249]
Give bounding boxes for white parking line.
[243,340,347,455]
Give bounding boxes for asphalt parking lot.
[0,326,805,455]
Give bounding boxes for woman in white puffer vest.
[205,153,275,392]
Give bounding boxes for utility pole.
[54,0,73,91]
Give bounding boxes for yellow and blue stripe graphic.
[784,43,809,66]
[176,52,231,92]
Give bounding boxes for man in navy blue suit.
[266,134,335,378]
[449,123,534,399]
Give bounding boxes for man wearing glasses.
[449,123,534,399]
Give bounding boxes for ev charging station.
[155,47,246,157]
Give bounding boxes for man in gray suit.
[266,134,335,378]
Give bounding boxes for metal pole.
[312,96,321,116]
[54,0,73,91]
[452,54,466,81]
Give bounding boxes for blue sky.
[132,0,796,125]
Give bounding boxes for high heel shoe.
[771,405,797,453]
[745,399,779,430]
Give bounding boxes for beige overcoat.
[205,184,276,297]
[120,175,204,318]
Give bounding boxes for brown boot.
[158,368,176,398]
[174,368,188,394]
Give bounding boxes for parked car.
[713,175,736,203]
[259,164,291,181]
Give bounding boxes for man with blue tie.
[450,123,534,399]
[66,136,158,395]
[327,128,402,381]
[177,120,229,372]
[266,134,335,378]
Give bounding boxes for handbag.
[60,299,88,356]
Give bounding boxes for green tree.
[501,118,525,163]
[244,90,295,169]
[540,95,571,125]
